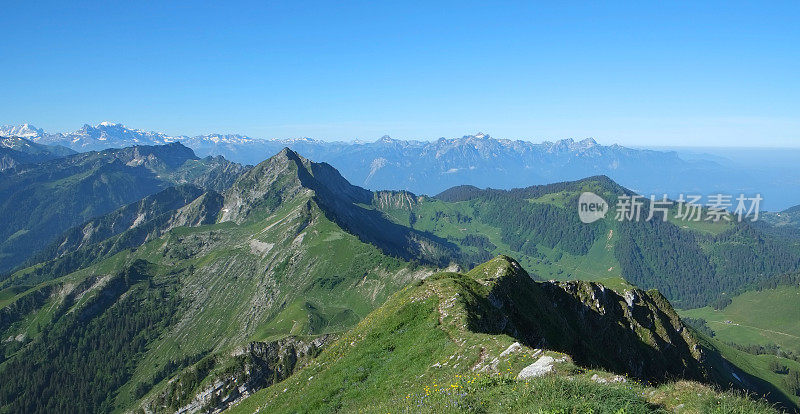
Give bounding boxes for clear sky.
[2,1,799,146]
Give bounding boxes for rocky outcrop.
[517,355,568,379]
[372,190,419,210]
[465,256,709,383]
[43,185,207,258]
[145,335,334,414]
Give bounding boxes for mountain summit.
[0,146,793,413]
[220,148,457,266]
[0,123,44,138]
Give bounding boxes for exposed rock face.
[372,190,419,210]
[42,185,207,258]
[219,148,311,223]
[17,186,226,284]
[465,256,708,383]
[146,335,335,414]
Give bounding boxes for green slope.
[0,143,247,273]
[762,205,800,229]
[692,329,800,410]
[0,149,448,413]
[680,286,800,354]
[2,149,797,413]
[374,178,800,309]
[229,256,779,413]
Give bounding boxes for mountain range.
[0,136,74,171]
[0,146,455,413]
[3,122,797,210]
[0,143,798,412]
[0,142,247,273]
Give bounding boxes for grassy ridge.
[2,155,797,413]
[0,193,429,412]
[229,258,778,413]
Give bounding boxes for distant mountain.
[0,142,247,273]
[3,122,796,209]
[0,135,73,156]
[25,122,177,150]
[0,124,45,139]
[0,136,75,171]
[1,147,796,412]
[0,122,325,159]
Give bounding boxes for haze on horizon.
[2,1,798,147]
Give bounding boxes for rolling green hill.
[373,178,800,309]
[693,330,800,411]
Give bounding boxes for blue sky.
[2,1,798,146]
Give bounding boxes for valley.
[0,145,797,413]
[680,286,800,354]
[4,5,797,412]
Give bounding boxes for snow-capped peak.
[0,123,45,138]
[288,137,316,143]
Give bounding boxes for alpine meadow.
[2,2,799,414]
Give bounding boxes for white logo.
[578,192,608,224]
